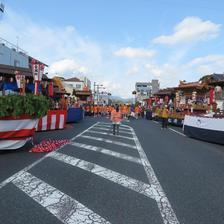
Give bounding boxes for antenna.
[16,36,19,51]
[0,1,5,13]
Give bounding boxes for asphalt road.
[0,117,224,224]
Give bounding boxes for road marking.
[69,142,141,164]
[50,152,158,200]
[0,122,99,190]
[152,120,159,124]
[99,122,132,129]
[92,126,133,135]
[80,135,137,149]
[169,128,186,137]
[96,124,132,131]
[87,130,134,140]
[130,127,180,224]
[151,120,185,137]
[13,171,110,224]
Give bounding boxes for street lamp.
[132,90,137,104]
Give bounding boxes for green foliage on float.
[0,94,49,118]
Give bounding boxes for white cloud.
[48,59,89,77]
[0,7,102,77]
[127,66,139,76]
[153,17,221,45]
[114,47,155,58]
[187,54,224,75]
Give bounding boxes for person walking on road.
[111,105,122,135]
[161,105,169,129]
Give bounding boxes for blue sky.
[1,0,224,97]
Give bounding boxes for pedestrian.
[111,105,122,135]
[161,105,169,129]
[135,105,140,119]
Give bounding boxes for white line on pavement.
[0,122,99,190]
[151,120,185,137]
[96,124,132,131]
[80,135,137,149]
[87,130,134,140]
[99,122,132,129]
[130,127,180,224]
[168,128,186,137]
[152,121,159,124]
[13,171,110,224]
[50,152,158,200]
[93,126,133,135]
[69,142,142,164]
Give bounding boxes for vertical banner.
[209,88,215,104]
[31,59,45,95]
[15,71,25,95]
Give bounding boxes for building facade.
[63,77,85,91]
[79,76,91,90]
[135,80,160,102]
[0,40,29,68]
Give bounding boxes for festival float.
[62,77,91,123]
[0,57,49,150]
[183,74,224,144]
[0,78,49,150]
[36,75,67,132]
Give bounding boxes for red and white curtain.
[0,118,38,150]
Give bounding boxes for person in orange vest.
[111,105,122,135]
[161,105,169,129]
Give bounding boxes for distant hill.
[110,96,134,104]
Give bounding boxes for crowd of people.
[83,104,146,120]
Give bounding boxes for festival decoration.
[31,59,45,95]
[30,139,70,153]
[15,71,25,94]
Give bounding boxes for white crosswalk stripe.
[87,130,134,140]
[96,124,132,131]
[12,171,110,224]
[92,126,133,135]
[99,122,131,129]
[69,142,142,164]
[80,135,137,149]
[50,151,158,200]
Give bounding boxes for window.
[76,84,82,89]
[14,60,20,67]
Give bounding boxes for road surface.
[0,117,224,224]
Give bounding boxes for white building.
[135,80,160,102]
[0,38,29,68]
[63,77,85,91]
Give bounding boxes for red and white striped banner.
[0,118,38,150]
[36,110,67,132]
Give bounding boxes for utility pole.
[93,82,96,105]
[93,82,104,105]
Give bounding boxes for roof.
[0,64,52,81]
[175,80,208,90]
[0,64,32,77]
[73,90,92,96]
[29,56,48,67]
[200,74,224,86]
[64,77,83,82]
[154,88,175,96]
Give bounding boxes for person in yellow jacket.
[161,105,169,129]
